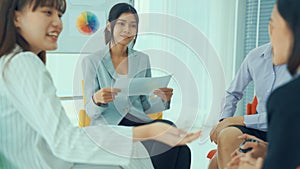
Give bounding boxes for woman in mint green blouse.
[82,3,194,169]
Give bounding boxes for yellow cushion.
[148,112,163,120]
[78,109,91,127]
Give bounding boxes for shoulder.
[268,77,300,110]
[84,49,107,61]
[8,51,45,70]
[246,43,272,59]
[248,43,271,56]
[242,43,272,69]
[0,51,48,86]
[273,77,300,96]
[130,49,150,60]
[82,48,109,66]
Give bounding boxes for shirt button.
[124,108,129,113]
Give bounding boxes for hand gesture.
[226,134,267,169]
[236,134,268,158]
[210,116,244,144]
[153,88,173,102]
[93,88,121,104]
[226,153,264,169]
[134,122,201,147]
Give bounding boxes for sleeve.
[219,53,253,120]
[81,55,108,119]
[4,53,134,165]
[243,113,267,131]
[140,55,169,114]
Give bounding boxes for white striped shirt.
[0,49,153,169]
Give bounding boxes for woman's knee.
[177,145,191,162]
[217,127,243,146]
[180,145,191,156]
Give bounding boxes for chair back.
[78,80,91,127]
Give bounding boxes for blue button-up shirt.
[220,43,292,131]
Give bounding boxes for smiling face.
[269,5,294,65]
[108,12,137,47]
[14,4,63,54]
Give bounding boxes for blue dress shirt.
[219,43,292,131]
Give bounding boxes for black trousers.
[119,114,191,169]
[231,125,267,142]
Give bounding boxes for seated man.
[208,42,292,169]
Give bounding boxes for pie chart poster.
[51,0,133,53]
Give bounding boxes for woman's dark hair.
[104,3,139,48]
[277,0,300,75]
[0,0,66,64]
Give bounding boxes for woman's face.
[269,5,293,65]
[14,4,63,54]
[109,12,137,46]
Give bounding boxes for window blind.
[242,0,276,114]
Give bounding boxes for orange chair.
[246,96,258,115]
[206,96,258,159]
[78,80,163,127]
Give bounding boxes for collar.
[102,44,137,79]
[260,43,273,60]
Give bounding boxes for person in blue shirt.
[209,28,292,169]
[82,3,192,169]
[0,0,201,169]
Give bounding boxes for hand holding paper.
[114,75,172,96]
[93,88,121,104]
[153,88,173,102]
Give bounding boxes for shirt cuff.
[163,100,171,109]
[244,114,268,131]
[86,99,108,119]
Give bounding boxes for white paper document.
[114,75,172,96]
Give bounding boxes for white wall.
[135,0,239,83]
[47,0,245,128]
[134,0,241,129]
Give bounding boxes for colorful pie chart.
[76,11,100,35]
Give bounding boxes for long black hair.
[104,3,139,47]
[0,0,66,64]
[277,0,300,75]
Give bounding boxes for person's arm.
[230,134,268,160]
[81,55,108,119]
[4,53,201,165]
[133,122,201,146]
[243,113,268,131]
[4,53,134,165]
[220,54,253,120]
[210,116,245,143]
